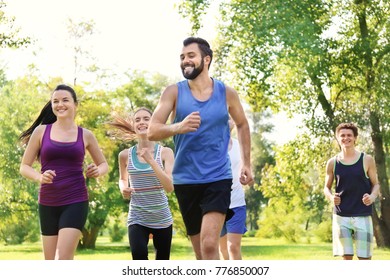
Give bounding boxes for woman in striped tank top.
[109,107,174,260]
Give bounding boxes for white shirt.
[228,138,246,208]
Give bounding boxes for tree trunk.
[369,113,390,248]
[79,226,101,249]
[355,0,390,248]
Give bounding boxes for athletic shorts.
[38,201,89,236]
[220,205,247,237]
[174,179,232,236]
[332,214,373,258]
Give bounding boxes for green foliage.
[246,111,275,230]
[0,2,31,48]
[176,0,210,33]
[0,212,40,245]
[312,217,332,243]
[0,77,49,240]
[257,197,307,243]
[168,192,186,237]
[259,134,331,241]
[107,214,127,243]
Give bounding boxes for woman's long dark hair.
[19,84,77,145]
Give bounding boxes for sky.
[1,0,217,82]
[1,0,301,144]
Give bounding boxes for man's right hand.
[177,111,201,134]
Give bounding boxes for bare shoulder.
[326,157,336,171]
[225,84,239,98]
[161,84,178,98]
[81,127,93,137]
[225,84,243,111]
[30,124,46,141]
[161,146,174,157]
[81,127,95,142]
[326,157,336,165]
[33,124,46,135]
[363,153,375,165]
[119,149,129,160]
[153,84,179,123]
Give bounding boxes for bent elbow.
[19,164,26,177]
[147,133,156,141]
[147,128,158,141]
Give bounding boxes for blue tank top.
[39,124,88,206]
[173,79,232,184]
[127,144,173,228]
[334,152,372,217]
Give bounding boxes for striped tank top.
[127,144,173,229]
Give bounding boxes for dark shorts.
[38,201,89,236]
[174,179,232,236]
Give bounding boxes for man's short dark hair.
[183,37,213,66]
[335,122,359,137]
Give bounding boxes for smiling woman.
[108,107,175,260]
[18,84,109,260]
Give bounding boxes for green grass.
[0,236,389,260]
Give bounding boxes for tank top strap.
[77,126,83,142]
[128,146,134,166]
[42,124,52,142]
[154,143,162,161]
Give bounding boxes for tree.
[0,2,30,49]
[66,18,96,86]
[0,75,50,244]
[260,134,330,242]
[178,0,390,248]
[245,111,274,231]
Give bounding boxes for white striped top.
[127,144,173,229]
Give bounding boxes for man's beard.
[182,60,204,80]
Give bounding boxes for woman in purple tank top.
[19,84,108,260]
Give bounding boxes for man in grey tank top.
[148,37,253,260]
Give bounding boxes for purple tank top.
[39,124,88,206]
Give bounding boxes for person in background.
[109,107,174,260]
[324,122,380,260]
[219,118,247,260]
[148,37,253,260]
[19,84,108,260]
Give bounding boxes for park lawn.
[0,236,389,260]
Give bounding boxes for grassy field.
[1,236,390,260]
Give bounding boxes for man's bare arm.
[226,86,253,185]
[148,84,201,141]
[148,84,179,141]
